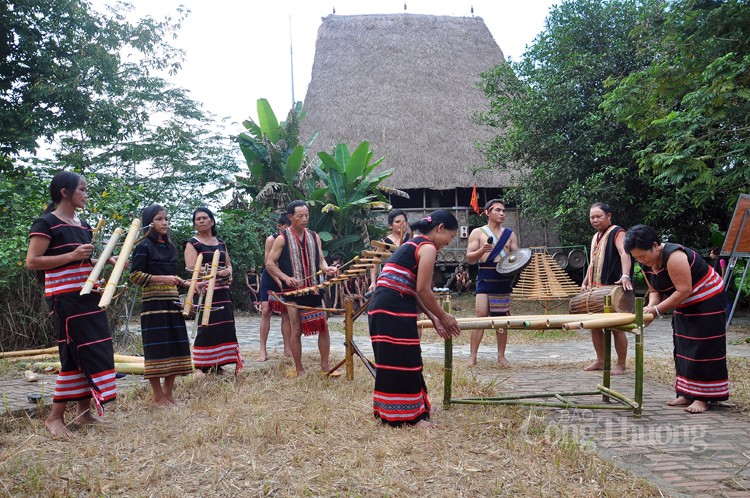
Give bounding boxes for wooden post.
[345,298,354,381]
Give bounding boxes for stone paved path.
[3,313,750,496]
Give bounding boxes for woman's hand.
[615,275,633,291]
[432,312,461,340]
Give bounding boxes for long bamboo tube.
[114,354,144,363]
[361,250,391,258]
[182,252,203,317]
[81,227,124,295]
[99,218,142,308]
[418,313,640,330]
[18,361,145,375]
[0,346,59,358]
[4,354,58,362]
[561,314,653,330]
[371,240,397,251]
[201,250,221,327]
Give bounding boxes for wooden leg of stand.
[345,298,354,381]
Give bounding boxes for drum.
[569,285,635,314]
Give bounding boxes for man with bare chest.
[466,199,518,366]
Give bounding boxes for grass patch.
[0,354,658,496]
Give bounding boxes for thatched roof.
[299,14,513,191]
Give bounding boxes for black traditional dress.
[188,238,243,373]
[29,214,116,414]
[368,235,432,426]
[130,238,193,379]
[643,243,728,402]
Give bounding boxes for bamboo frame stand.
[327,297,376,380]
[443,296,646,418]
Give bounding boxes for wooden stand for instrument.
[327,297,376,379]
[443,296,646,418]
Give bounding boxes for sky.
[96,0,558,128]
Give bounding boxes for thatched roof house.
[299,13,512,193]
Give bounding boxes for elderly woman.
[624,224,728,413]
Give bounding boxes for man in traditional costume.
[266,200,337,377]
[466,199,518,366]
[581,202,633,374]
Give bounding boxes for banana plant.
[235,98,317,212]
[305,141,406,258]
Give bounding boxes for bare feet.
[667,396,691,406]
[256,351,268,362]
[684,400,710,413]
[467,355,477,367]
[611,364,627,375]
[152,397,171,408]
[583,361,603,372]
[193,369,206,379]
[166,395,184,406]
[284,349,293,358]
[45,418,73,438]
[497,356,510,368]
[285,368,305,378]
[414,419,437,430]
[73,411,101,426]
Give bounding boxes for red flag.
[470,182,480,214]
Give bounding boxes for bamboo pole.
[81,227,123,295]
[182,252,203,317]
[0,346,58,358]
[201,249,220,327]
[602,295,613,401]
[634,297,645,417]
[442,297,453,409]
[99,218,142,308]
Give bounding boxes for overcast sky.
[97,0,558,127]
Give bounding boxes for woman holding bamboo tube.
[26,171,117,437]
[368,209,410,292]
[624,224,728,413]
[368,210,461,429]
[130,205,193,407]
[184,207,243,376]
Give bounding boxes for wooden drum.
[569,285,635,314]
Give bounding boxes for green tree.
[478,0,692,245]
[0,0,239,348]
[602,0,750,223]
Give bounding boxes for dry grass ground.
[0,355,659,497]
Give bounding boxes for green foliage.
[0,1,239,348]
[603,0,750,220]
[234,100,400,259]
[235,99,316,212]
[306,142,394,258]
[478,0,663,245]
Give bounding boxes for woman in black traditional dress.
[26,171,117,437]
[184,207,243,376]
[368,210,461,428]
[130,205,193,407]
[624,224,728,413]
[368,209,410,292]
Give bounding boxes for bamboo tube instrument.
[99,218,142,308]
[201,249,220,327]
[80,227,124,295]
[182,252,203,317]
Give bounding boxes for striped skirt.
[194,287,243,373]
[368,288,430,426]
[141,284,193,379]
[50,293,116,414]
[672,293,729,401]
